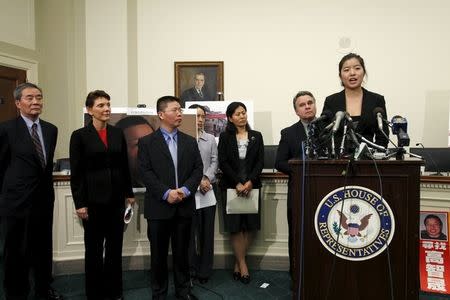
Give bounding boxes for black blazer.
[69,123,134,209]
[274,121,308,209]
[138,128,203,220]
[275,121,307,176]
[218,130,264,189]
[0,117,57,217]
[323,88,389,148]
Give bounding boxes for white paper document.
[226,189,259,214]
[195,188,217,209]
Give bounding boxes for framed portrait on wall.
[174,61,224,107]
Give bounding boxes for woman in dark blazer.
[323,53,389,155]
[218,102,264,284]
[70,90,135,300]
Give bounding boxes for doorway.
[0,65,27,122]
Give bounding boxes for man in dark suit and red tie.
[138,96,203,300]
[0,83,63,300]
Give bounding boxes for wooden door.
[0,65,27,122]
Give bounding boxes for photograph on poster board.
[185,101,254,140]
[420,211,448,241]
[83,107,197,188]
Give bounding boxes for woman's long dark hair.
[225,101,251,133]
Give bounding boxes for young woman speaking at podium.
[322,53,389,155]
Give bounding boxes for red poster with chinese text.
[420,211,450,294]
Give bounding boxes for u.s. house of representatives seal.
[314,186,395,261]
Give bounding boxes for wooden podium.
[289,159,421,300]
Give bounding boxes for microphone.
[324,121,335,131]
[391,115,410,147]
[311,110,333,124]
[355,133,387,152]
[344,113,356,130]
[332,111,346,133]
[343,113,360,146]
[373,107,385,132]
[415,143,442,176]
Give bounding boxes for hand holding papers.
[195,186,217,209]
[226,189,259,214]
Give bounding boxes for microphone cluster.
[306,107,413,160]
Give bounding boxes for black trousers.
[147,216,192,299]
[189,204,216,279]
[1,205,54,299]
[82,205,124,300]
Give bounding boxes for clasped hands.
[167,188,188,204]
[199,176,212,194]
[76,197,135,220]
[236,180,253,197]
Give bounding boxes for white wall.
[134,0,450,146]
[0,0,35,49]
[4,0,450,157]
[85,0,128,104]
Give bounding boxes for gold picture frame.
[174,61,224,107]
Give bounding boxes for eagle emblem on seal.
[337,210,373,237]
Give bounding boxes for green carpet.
[50,269,292,300]
[1,267,450,299]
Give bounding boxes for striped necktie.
[31,123,46,168]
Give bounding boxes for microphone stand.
[331,134,336,159]
[339,122,348,158]
[356,134,387,152]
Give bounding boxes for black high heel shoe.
[240,274,251,284]
[233,271,241,281]
[198,277,208,284]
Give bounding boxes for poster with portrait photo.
[420,211,448,241]
[419,211,450,294]
[83,107,197,188]
[175,61,224,107]
[185,100,254,142]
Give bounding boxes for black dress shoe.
[176,294,198,300]
[36,288,64,300]
[240,275,251,284]
[232,271,241,281]
[198,277,208,284]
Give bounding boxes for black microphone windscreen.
[373,107,385,117]
[321,110,333,119]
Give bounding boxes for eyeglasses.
[164,108,183,114]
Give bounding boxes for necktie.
[306,123,311,137]
[198,90,204,98]
[167,135,178,187]
[31,123,46,168]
